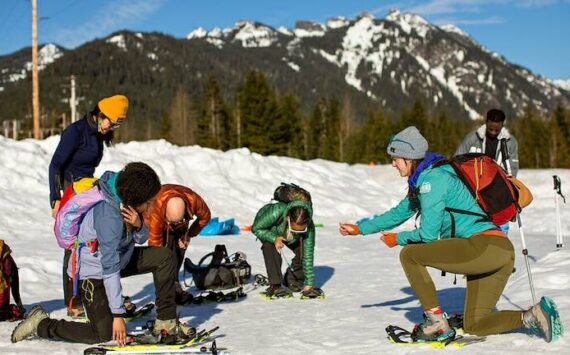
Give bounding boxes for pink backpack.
[54,186,105,249]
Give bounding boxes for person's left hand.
[122,205,142,230]
[178,235,191,249]
[339,223,360,236]
[380,232,398,248]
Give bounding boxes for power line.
[43,0,84,20]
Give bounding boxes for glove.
[300,287,325,300]
[381,232,398,248]
[339,223,360,236]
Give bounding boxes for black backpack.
[184,245,251,290]
[273,182,312,204]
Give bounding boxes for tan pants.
[399,234,523,336]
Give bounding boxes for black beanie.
[116,162,161,207]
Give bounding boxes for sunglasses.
[287,217,308,234]
[109,119,123,130]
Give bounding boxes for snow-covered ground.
[0,136,568,354]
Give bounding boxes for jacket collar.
[476,124,511,140]
[98,171,122,209]
[408,151,446,192]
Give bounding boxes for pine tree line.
[131,70,570,168]
[5,68,566,168]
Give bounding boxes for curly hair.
[116,162,161,207]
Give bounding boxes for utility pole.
[70,75,77,122]
[31,0,40,139]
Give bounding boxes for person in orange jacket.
[144,184,211,304]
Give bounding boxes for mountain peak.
[294,20,326,38]
[232,21,278,47]
[385,8,431,37]
[553,77,570,91]
[440,24,469,38]
[326,16,349,29]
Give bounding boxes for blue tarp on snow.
[199,217,240,236]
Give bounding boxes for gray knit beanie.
[387,126,428,159]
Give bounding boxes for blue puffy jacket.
[357,163,498,245]
[69,171,148,316]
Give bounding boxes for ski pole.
[553,175,565,249]
[501,141,536,304]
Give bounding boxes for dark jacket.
[48,116,104,205]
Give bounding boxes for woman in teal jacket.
[339,126,562,343]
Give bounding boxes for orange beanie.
[98,95,129,122]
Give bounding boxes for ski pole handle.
[553,175,566,203]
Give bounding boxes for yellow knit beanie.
[98,95,129,122]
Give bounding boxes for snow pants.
[399,234,524,336]
[38,246,177,344]
[261,240,303,286]
[164,230,187,283]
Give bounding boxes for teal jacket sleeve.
[396,175,446,245]
[252,203,283,243]
[357,196,419,235]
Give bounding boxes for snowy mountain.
[554,77,570,91]
[0,136,568,354]
[181,9,569,119]
[0,44,64,89]
[0,10,568,123]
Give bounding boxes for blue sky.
[1,0,569,79]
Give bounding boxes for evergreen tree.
[169,86,196,146]
[308,99,325,159]
[278,92,304,158]
[321,97,341,161]
[236,71,279,155]
[200,74,230,150]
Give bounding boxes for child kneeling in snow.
[339,126,563,343]
[12,162,194,345]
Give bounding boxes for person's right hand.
[274,236,285,250]
[112,317,127,346]
[339,223,360,236]
[51,200,60,219]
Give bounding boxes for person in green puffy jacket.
[252,196,323,299]
[339,126,562,344]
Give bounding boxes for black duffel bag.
[184,244,251,290]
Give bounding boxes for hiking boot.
[447,313,464,330]
[283,267,304,292]
[175,283,194,305]
[300,287,325,300]
[66,305,86,319]
[523,296,564,343]
[264,285,293,299]
[152,319,196,344]
[11,305,49,343]
[411,310,456,343]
